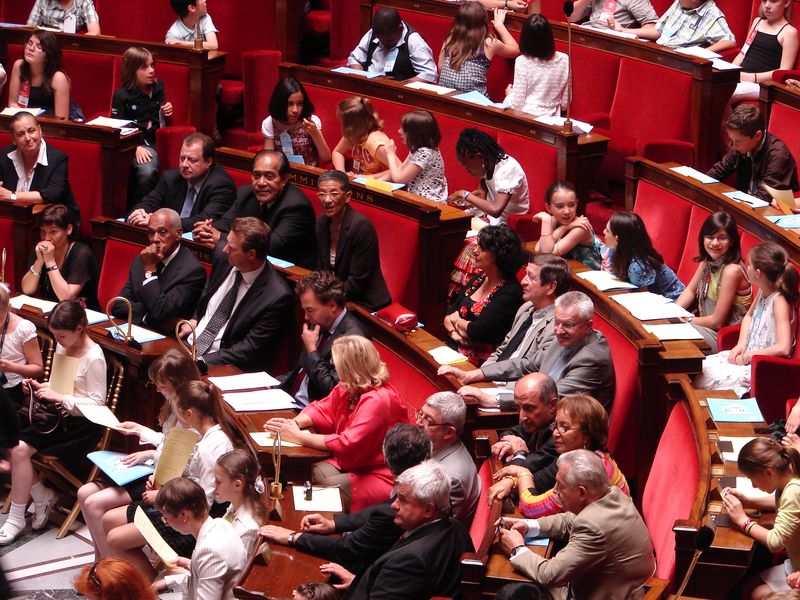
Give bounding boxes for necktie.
[180,186,198,218]
[495,313,534,362]
[195,270,244,356]
[547,351,569,382]
[156,261,165,277]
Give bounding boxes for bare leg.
[106,522,155,580]
[78,482,131,559]
[10,442,38,505]
[101,504,130,535]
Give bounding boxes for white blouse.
[1,318,36,388]
[504,52,570,118]
[483,155,530,225]
[184,424,234,507]
[58,341,107,415]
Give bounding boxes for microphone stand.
[562,1,575,134]
[105,296,142,350]
[674,519,718,598]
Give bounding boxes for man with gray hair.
[347,459,473,600]
[416,391,481,525]
[114,207,206,332]
[498,449,655,600]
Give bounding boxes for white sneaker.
[0,521,23,546]
[31,487,57,531]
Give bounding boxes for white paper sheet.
[718,436,756,462]
[578,24,638,39]
[86,116,136,129]
[105,324,166,344]
[404,80,456,95]
[674,46,721,59]
[208,371,280,391]
[134,506,178,565]
[428,346,469,365]
[670,165,719,184]
[625,302,694,321]
[732,476,772,500]
[610,291,671,311]
[642,323,704,340]
[711,59,741,71]
[85,308,109,325]
[292,485,343,512]
[533,115,594,134]
[50,353,78,396]
[9,294,56,313]
[722,190,770,209]
[223,389,297,412]
[78,405,122,429]
[576,270,637,291]
[249,431,301,448]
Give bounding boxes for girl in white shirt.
[214,450,266,556]
[0,283,43,411]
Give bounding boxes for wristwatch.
[510,545,526,559]
[9,193,16,201]
[144,271,156,280]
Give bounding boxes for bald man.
[114,208,206,332]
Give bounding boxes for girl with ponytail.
[696,241,798,397]
[214,450,266,555]
[723,438,800,597]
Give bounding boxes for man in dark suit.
[192,149,317,268]
[260,423,431,575]
[127,132,235,231]
[178,216,293,372]
[279,270,368,407]
[113,208,206,333]
[345,459,473,599]
[0,112,79,220]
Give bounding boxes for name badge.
[279,131,294,156]
[352,159,361,173]
[62,14,77,34]
[18,81,30,108]
[741,27,758,56]
[384,47,399,74]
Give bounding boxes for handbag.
[20,385,67,435]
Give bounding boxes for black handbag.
[20,386,67,435]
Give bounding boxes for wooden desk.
[0,199,36,289]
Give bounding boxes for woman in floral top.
[444,225,523,364]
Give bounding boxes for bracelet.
[504,0,509,8]
[29,266,40,277]
[45,264,59,272]
[540,232,552,237]
[287,531,298,546]
[503,474,517,483]
[743,519,757,535]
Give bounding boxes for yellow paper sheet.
[763,182,796,215]
[134,506,178,565]
[364,178,396,193]
[78,405,121,429]
[154,428,199,486]
[49,353,78,396]
[249,431,301,448]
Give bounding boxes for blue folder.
[88,451,154,487]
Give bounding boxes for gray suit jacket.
[511,486,655,600]
[480,303,556,381]
[433,442,481,526]
[534,329,615,411]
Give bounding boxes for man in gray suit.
[439,254,569,406]
[416,392,481,526]
[499,449,655,600]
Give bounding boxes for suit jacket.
[213,183,317,269]
[534,329,615,412]
[347,518,473,600]
[433,442,481,526]
[0,143,79,219]
[316,205,392,312]
[279,309,368,403]
[131,163,236,230]
[511,486,655,600]
[503,423,559,478]
[295,498,403,574]
[114,245,206,333]
[194,249,293,372]
[480,302,557,381]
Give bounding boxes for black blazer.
[130,163,236,231]
[0,143,79,219]
[347,518,473,600]
[279,309,368,403]
[213,183,318,269]
[316,205,391,312]
[114,245,206,333]
[194,249,293,372]
[295,498,403,574]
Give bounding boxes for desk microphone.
[563,1,574,17]
[674,520,718,598]
[562,1,575,134]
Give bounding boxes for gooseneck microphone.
[562,1,575,133]
[674,521,718,598]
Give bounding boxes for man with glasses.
[416,392,481,525]
[192,149,318,268]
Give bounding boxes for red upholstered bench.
[632,180,693,272]
[63,51,117,119]
[554,42,620,127]
[97,0,173,42]
[0,219,16,285]
[676,205,713,285]
[373,338,439,422]
[469,459,494,550]
[767,93,800,165]
[97,238,142,309]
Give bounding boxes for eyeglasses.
[88,562,102,589]
[415,409,449,428]
[703,235,730,243]
[553,320,586,331]
[550,421,582,434]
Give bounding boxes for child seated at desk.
[165,0,219,51]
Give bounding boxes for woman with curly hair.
[444,224,524,364]
[73,557,157,600]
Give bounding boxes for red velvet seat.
[554,43,621,127]
[62,51,116,119]
[97,0,172,42]
[155,126,197,171]
[0,219,16,287]
[97,238,142,309]
[151,62,191,127]
[641,401,701,581]
[469,459,493,550]
[632,180,693,271]
[676,205,711,285]
[768,101,800,165]
[372,338,438,423]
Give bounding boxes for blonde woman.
[265,335,409,511]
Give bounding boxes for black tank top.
[740,19,791,73]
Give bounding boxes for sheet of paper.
[674,46,721,59]
[762,182,796,214]
[533,115,594,134]
[331,66,383,78]
[642,323,704,341]
[49,353,78,396]
[249,431,301,448]
[732,476,772,500]
[578,23,638,39]
[84,308,109,325]
[576,270,637,291]
[625,302,693,321]
[78,404,121,428]
[707,397,764,423]
[711,59,741,71]
[292,485,343,512]
[9,294,56,313]
[154,428,199,486]
[722,190,769,209]
[0,107,45,116]
[268,256,295,269]
[452,90,509,110]
[134,506,179,565]
[86,116,136,129]
[718,436,757,462]
[404,80,456,95]
[670,165,718,184]
[208,371,280,391]
[766,214,800,229]
[222,389,297,412]
[88,450,154,486]
[610,291,671,311]
[352,176,404,191]
[428,345,469,365]
[181,231,193,240]
[105,324,166,344]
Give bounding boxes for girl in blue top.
[602,211,685,300]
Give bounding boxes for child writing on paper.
[533,180,603,270]
[601,211,685,300]
[723,438,800,598]
[696,241,798,397]
[213,450,266,555]
[106,381,235,579]
[331,97,391,176]
[0,300,107,546]
[676,212,752,352]
[381,110,448,202]
[77,349,200,560]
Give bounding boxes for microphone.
[674,520,718,598]
[562,1,575,134]
[563,1,574,17]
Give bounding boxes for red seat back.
[496,131,557,217]
[642,402,700,581]
[155,126,196,172]
[242,51,281,133]
[554,43,621,123]
[211,0,277,79]
[98,238,142,309]
[718,0,759,47]
[0,219,16,287]
[632,180,692,271]
[470,459,493,550]
[153,62,191,126]
[98,0,173,42]
[63,51,117,119]
[768,101,800,165]
[373,338,438,422]
[677,205,711,285]
[330,0,362,61]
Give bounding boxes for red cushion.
[98,238,142,309]
[0,219,16,287]
[303,10,331,36]
[62,51,116,119]
[330,0,362,61]
[1,2,35,24]
[554,42,620,123]
[717,0,759,49]
[242,51,281,132]
[156,126,196,172]
[768,101,800,165]
[153,63,191,127]
[98,0,173,42]
[386,6,449,58]
[206,0,277,79]
[436,114,497,194]
[373,338,438,423]
[221,128,265,151]
[469,459,493,550]
[632,180,693,271]
[496,131,558,218]
[219,80,244,107]
[677,205,711,285]
[486,55,515,104]
[642,402,700,581]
